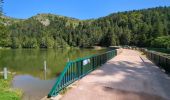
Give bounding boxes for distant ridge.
[0,6,170,48]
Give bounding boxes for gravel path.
[61,49,170,100]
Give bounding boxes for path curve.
[61,49,170,100]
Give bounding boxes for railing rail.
[48,50,117,97]
[131,47,170,73]
[146,51,170,73]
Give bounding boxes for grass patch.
[0,75,22,100]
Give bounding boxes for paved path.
[61,49,170,100]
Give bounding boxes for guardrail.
[48,50,117,97]
[131,47,170,73]
[146,51,170,73]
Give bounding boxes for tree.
[153,20,164,37]
[100,29,117,47]
[46,37,54,48]
[151,36,170,49]
[0,25,10,47]
[120,28,131,45]
[137,34,147,47]
[11,37,20,48]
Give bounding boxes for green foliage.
[151,36,170,49]
[0,75,22,100]
[0,24,11,47]
[100,29,117,46]
[21,36,38,48]
[46,37,55,48]
[120,28,131,45]
[0,7,170,48]
[11,37,20,48]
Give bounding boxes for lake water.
[0,48,107,100]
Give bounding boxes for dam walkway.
[59,49,170,100]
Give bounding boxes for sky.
[3,0,170,19]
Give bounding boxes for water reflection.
[12,75,56,100]
[0,48,107,99]
[44,70,47,80]
[0,48,106,79]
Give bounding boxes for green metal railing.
[146,51,170,73]
[48,50,117,97]
[136,47,170,73]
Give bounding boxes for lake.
[0,48,107,100]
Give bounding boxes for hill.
[0,6,170,48]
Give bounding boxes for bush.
[151,36,170,49]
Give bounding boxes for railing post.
[151,53,153,60]
[77,62,80,78]
[4,67,7,80]
[165,58,167,68]
[167,58,170,72]
[158,55,160,65]
[44,60,47,71]
[80,60,83,78]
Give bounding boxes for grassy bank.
[0,75,22,100]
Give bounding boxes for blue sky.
[3,0,170,19]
